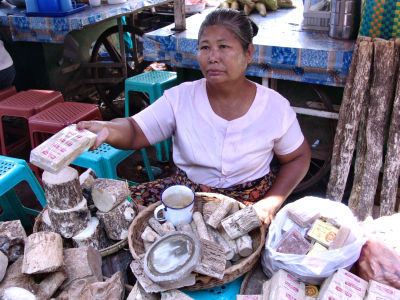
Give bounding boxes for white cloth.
[133,78,304,188]
[0,40,13,71]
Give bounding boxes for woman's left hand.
[252,196,284,227]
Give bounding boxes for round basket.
[33,202,136,257]
[128,192,266,291]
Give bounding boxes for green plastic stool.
[72,143,154,184]
[0,155,47,227]
[125,71,178,162]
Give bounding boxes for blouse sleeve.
[131,94,176,145]
[273,118,304,155]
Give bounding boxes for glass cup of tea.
[153,185,195,226]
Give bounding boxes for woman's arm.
[77,117,151,150]
[253,139,311,226]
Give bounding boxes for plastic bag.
[261,196,367,284]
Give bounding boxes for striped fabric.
[359,0,400,39]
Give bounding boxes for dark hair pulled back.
[198,8,259,50]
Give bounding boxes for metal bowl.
[6,0,26,8]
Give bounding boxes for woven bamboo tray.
[33,204,134,257]
[128,192,266,291]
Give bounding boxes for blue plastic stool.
[125,71,178,162]
[0,155,47,227]
[180,275,244,300]
[72,143,154,184]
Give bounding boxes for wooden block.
[192,212,211,241]
[72,217,105,250]
[161,289,194,299]
[42,166,83,210]
[48,198,91,239]
[92,178,130,212]
[202,201,220,222]
[130,257,196,293]
[97,199,137,240]
[141,226,161,243]
[36,270,67,300]
[22,232,63,275]
[161,222,176,233]
[0,220,27,262]
[61,246,103,290]
[0,257,37,293]
[194,238,226,279]
[208,226,235,260]
[206,198,234,229]
[79,168,98,207]
[176,223,193,234]
[148,218,167,236]
[221,206,262,239]
[39,209,54,232]
[126,281,159,300]
[80,271,125,300]
[236,234,253,257]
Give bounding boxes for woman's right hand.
[77,120,110,150]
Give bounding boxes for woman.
[0,36,15,90]
[77,9,311,226]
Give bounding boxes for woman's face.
[198,25,254,85]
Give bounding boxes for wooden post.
[173,0,186,31]
[380,38,400,216]
[355,39,397,220]
[326,37,373,202]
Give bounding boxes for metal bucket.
[329,0,361,39]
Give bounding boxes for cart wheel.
[293,84,336,193]
[91,24,148,116]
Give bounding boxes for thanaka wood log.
[0,251,7,283]
[141,226,160,243]
[206,198,234,229]
[208,227,235,260]
[190,221,199,239]
[161,289,194,299]
[0,257,36,294]
[202,202,219,222]
[91,178,130,212]
[221,206,262,239]
[47,198,90,238]
[79,168,98,207]
[0,287,36,300]
[60,246,103,291]
[194,238,226,279]
[236,234,253,257]
[79,271,125,300]
[22,232,63,275]
[96,199,136,240]
[356,39,397,220]
[192,212,211,241]
[36,270,67,300]
[130,256,196,293]
[327,37,373,202]
[39,209,54,232]
[72,217,105,250]
[126,281,159,300]
[380,39,400,216]
[176,223,193,234]
[148,218,166,236]
[42,166,83,210]
[0,220,27,263]
[219,229,240,261]
[161,222,176,233]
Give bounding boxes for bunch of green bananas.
[219,0,295,17]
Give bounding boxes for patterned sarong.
[129,168,276,207]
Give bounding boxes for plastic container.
[302,0,330,31]
[36,0,72,12]
[25,0,39,12]
[107,0,127,4]
[329,0,361,39]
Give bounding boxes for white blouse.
[133,78,304,188]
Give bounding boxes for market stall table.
[143,0,355,88]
